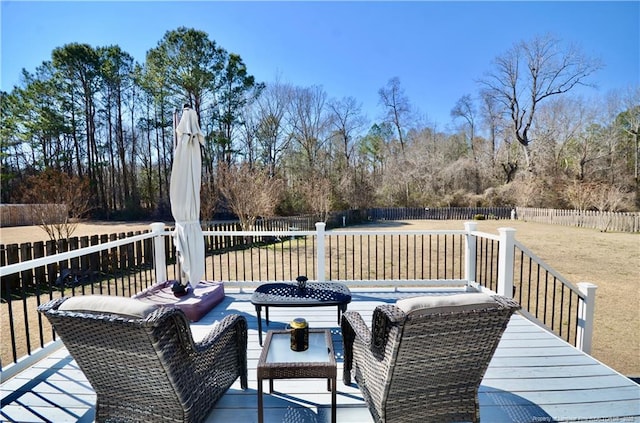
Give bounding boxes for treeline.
[1,28,638,223]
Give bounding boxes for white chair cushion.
[396,292,498,317]
[59,295,159,318]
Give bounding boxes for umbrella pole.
[172,247,188,296]
[171,108,188,296]
[173,108,178,150]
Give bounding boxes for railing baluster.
[535,264,541,317]
[543,272,549,325]
[444,234,448,279]
[518,250,524,304]
[421,235,425,280]
[428,235,432,279]
[559,284,566,340]
[568,291,575,345]
[436,235,440,278]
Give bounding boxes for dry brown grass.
[1,219,638,376]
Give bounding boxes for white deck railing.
[1,221,597,380]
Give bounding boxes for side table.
[257,329,337,423]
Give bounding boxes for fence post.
[315,222,326,282]
[577,282,598,354]
[150,223,167,284]
[497,227,516,298]
[464,222,477,289]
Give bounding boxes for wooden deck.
[1,288,639,423]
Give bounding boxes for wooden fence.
[0,230,154,294]
[364,207,512,221]
[0,219,322,294]
[0,204,68,227]
[516,207,640,233]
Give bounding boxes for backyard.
[1,219,638,377]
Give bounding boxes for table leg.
[258,376,264,423]
[265,306,270,325]
[338,304,347,323]
[255,305,263,346]
[331,375,337,423]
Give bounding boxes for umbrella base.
[171,281,189,297]
[133,280,225,322]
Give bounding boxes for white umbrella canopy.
[170,105,205,291]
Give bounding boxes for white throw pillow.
[59,295,158,318]
[396,292,497,317]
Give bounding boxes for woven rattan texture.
[341,295,521,423]
[259,363,336,380]
[252,282,351,304]
[38,297,248,423]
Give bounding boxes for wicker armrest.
[343,305,405,347]
[370,304,405,357]
[196,314,248,358]
[197,314,247,350]
[492,295,522,311]
[194,314,248,390]
[341,305,405,385]
[374,304,407,324]
[38,297,65,313]
[341,311,368,385]
[342,311,371,345]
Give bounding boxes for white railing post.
[464,221,477,290]
[150,222,167,284]
[577,282,598,354]
[497,227,516,298]
[315,222,326,282]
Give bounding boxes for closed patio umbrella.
[170,105,205,293]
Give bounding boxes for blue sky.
[1,1,638,128]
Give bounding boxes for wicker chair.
[38,295,248,423]
[341,293,521,423]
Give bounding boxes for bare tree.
[287,85,329,171]
[20,169,92,241]
[217,163,283,230]
[592,183,627,213]
[326,96,367,208]
[565,180,595,211]
[479,89,504,166]
[254,80,292,177]
[451,95,477,157]
[299,173,332,222]
[617,87,640,206]
[451,94,481,192]
[237,105,258,167]
[567,181,629,231]
[336,165,377,210]
[534,96,595,179]
[327,96,367,167]
[378,77,411,152]
[481,34,602,172]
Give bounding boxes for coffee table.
[257,329,337,423]
[251,282,351,345]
